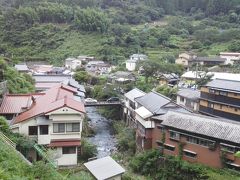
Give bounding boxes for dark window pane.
[29,126,38,135]
[59,123,65,133]
[53,123,65,133]
[62,146,76,154]
[40,125,48,135]
[72,123,80,132]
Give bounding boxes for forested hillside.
[0,0,240,65]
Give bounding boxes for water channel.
[86,107,117,158]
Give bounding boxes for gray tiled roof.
[68,79,86,93]
[177,88,200,101]
[135,91,171,114]
[33,75,71,83]
[156,111,240,144]
[205,79,240,93]
[195,57,226,62]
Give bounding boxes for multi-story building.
[175,53,196,67]
[0,84,85,166]
[126,54,148,71]
[176,88,200,112]
[151,111,240,169]
[220,52,240,65]
[133,91,190,150]
[199,79,240,121]
[123,88,146,127]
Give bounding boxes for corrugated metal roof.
[84,156,125,180]
[124,88,146,102]
[177,88,200,100]
[205,79,240,93]
[157,111,240,144]
[13,84,85,124]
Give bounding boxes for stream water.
[86,107,117,158]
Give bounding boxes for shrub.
[80,139,97,161]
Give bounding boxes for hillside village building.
[152,111,240,169]
[124,88,240,169]
[176,88,200,112]
[65,57,82,70]
[124,90,190,150]
[220,52,240,65]
[175,53,196,67]
[126,54,148,71]
[199,79,240,121]
[0,84,85,166]
[124,88,146,127]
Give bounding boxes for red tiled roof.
[13,84,85,124]
[48,139,81,147]
[0,93,44,114]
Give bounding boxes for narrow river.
[86,107,117,158]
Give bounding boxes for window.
[180,97,184,102]
[39,125,48,135]
[220,105,223,109]
[157,125,165,132]
[66,123,80,132]
[208,102,214,108]
[169,131,180,140]
[199,139,209,147]
[53,123,65,133]
[209,89,215,94]
[62,146,76,154]
[234,108,238,112]
[164,144,175,151]
[183,150,197,158]
[187,136,198,144]
[187,136,214,148]
[220,91,228,96]
[29,126,38,135]
[220,144,236,153]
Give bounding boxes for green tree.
[74,71,90,83]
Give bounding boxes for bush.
[129,149,208,179]
[80,139,97,161]
[113,122,136,154]
[0,116,10,133]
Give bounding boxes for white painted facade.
[176,96,199,112]
[126,60,136,71]
[55,147,78,166]
[65,58,82,70]
[220,52,240,65]
[12,107,84,166]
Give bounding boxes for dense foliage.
[129,149,208,179]
[112,121,136,155]
[79,139,97,161]
[0,0,239,65]
[0,59,35,93]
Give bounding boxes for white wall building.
[4,84,86,166]
[220,52,240,65]
[126,54,148,71]
[176,88,200,112]
[65,58,82,70]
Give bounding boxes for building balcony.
[201,92,240,107]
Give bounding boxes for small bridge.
[85,101,122,107]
